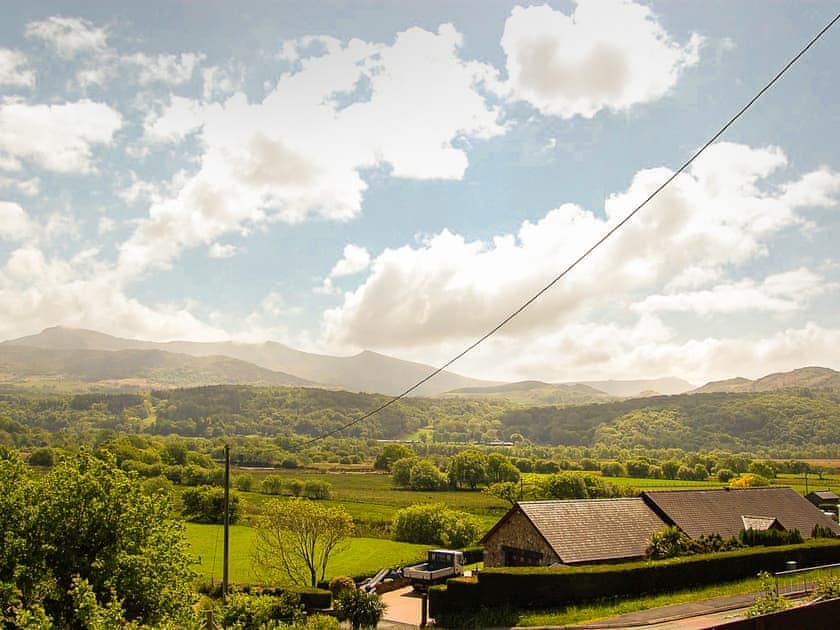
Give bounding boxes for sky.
[0,0,838,387]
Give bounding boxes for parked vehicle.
[403,549,465,590]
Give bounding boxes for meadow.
[185,523,429,584]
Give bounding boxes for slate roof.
[643,487,840,539]
[808,490,840,502]
[510,498,667,564]
[741,515,781,531]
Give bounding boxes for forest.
[1,383,838,458]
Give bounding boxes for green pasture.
[185,523,429,585]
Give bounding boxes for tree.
[447,449,488,489]
[408,459,447,490]
[373,443,414,471]
[181,485,241,524]
[1,449,194,627]
[543,473,588,499]
[483,481,520,506]
[391,456,417,487]
[253,498,354,587]
[486,453,520,484]
[391,503,480,548]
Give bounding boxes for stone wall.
[483,508,559,567]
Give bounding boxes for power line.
[299,10,840,448]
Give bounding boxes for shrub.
[812,524,837,539]
[261,475,284,495]
[289,614,340,630]
[329,576,356,598]
[716,468,735,482]
[303,480,331,499]
[740,528,803,547]
[28,447,55,467]
[391,457,417,487]
[288,479,305,496]
[334,589,385,630]
[220,592,303,628]
[391,503,480,548]
[236,473,255,492]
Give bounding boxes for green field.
[185,523,429,585]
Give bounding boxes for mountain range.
[2,327,834,399]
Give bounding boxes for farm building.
[481,487,840,568]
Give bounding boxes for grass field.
[185,523,429,585]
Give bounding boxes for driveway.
[380,586,427,628]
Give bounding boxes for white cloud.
[444,320,840,385]
[329,244,371,278]
[322,143,840,353]
[122,24,502,276]
[124,52,205,85]
[499,0,702,118]
[143,96,204,144]
[0,245,226,343]
[633,269,829,316]
[0,175,40,196]
[0,98,122,173]
[24,16,108,58]
[98,217,116,235]
[202,65,239,100]
[208,242,238,258]
[0,201,37,242]
[0,49,35,87]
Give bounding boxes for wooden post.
[223,444,230,599]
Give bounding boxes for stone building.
[482,487,840,568]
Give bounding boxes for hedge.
[209,584,332,610]
[431,539,840,617]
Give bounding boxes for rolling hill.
[0,345,315,390]
[692,367,840,394]
[1,327,497,395]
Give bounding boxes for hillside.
[2,327,497,396]
[692,367,840,394]
[0,345,315,390]
[499,389,840,455]
[444,380,615,405]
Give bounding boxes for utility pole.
[223,444,230,600]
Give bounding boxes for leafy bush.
[261,475,284,494]
[740,527,803,547]
[303,480,331,499]
[391,503,480,548]
[334,589,385,630]
[27,447,55,467]
[329,575,356,598]
[409,459,448,490]
[220,592,303,629]
[812,524,837,539]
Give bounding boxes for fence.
[774,561,840,597]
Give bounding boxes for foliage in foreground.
[334,588,386,630]
[0,448,194,628]
[745,571,791,618]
